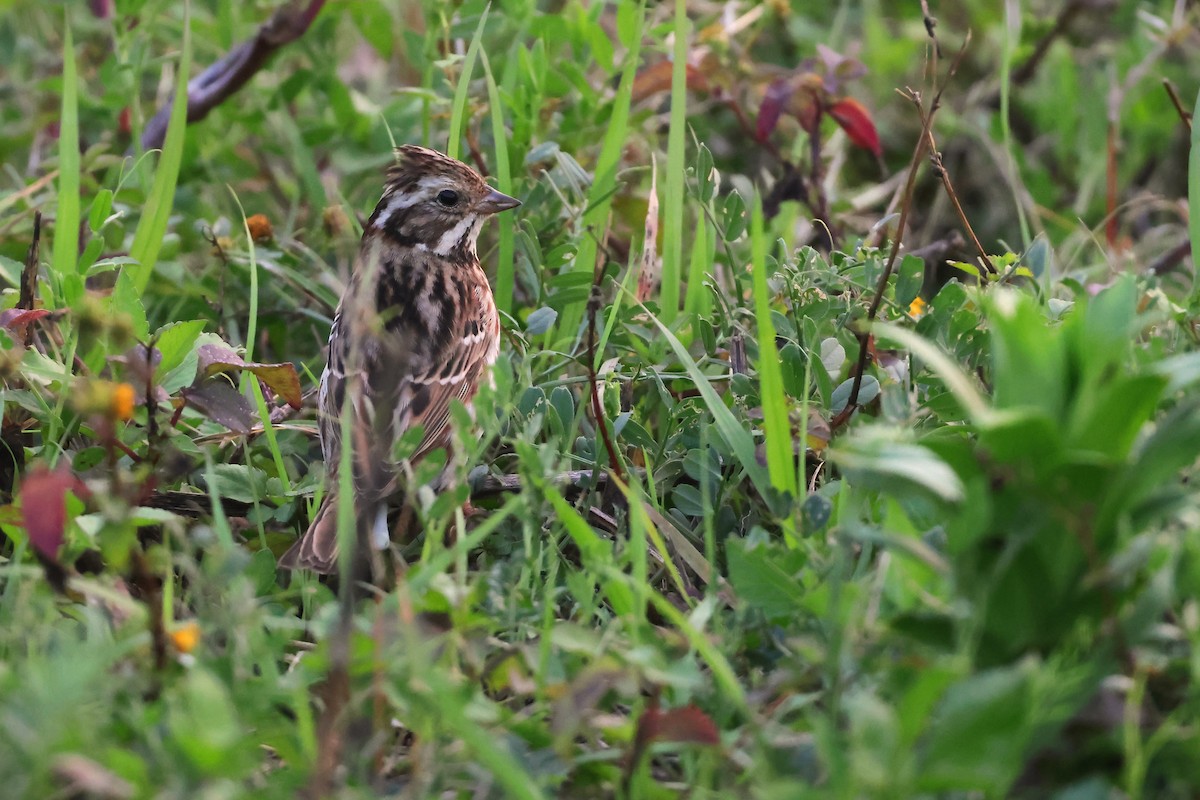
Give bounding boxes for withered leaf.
[195,344,303,409]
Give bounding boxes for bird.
[279,145,520,574]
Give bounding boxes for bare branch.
[140,0,326,151]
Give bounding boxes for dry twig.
[831,30,971,430]
[141,0,326,151]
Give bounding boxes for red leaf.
[636,704,721,748]
[828,97,881,158]
[19,467,88,559]
[0,308,50,335]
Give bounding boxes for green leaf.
[447,6,489,160]
[750,197,796,501]
[832,375,879,413]
[629,290,772,503]
[1066,373,1166,459]
[153,320,206,382]
[110,269,149,341]
[659,0,689,324]
[726,535,806,621]
[128,7,191,293]
[525,306,557,335]
[985,289,1066,421]
[87,188,113,233]
[918,663,1035,794]
[53,22,80,280]
[895,254,924,308]
[830,428,964,504]
[552,1,644,343]
[202,464,270,504]
[543,487,633,616]
[480,49,516,314]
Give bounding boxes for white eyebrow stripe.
[417,175,453,191]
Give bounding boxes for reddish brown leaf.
[19,467,88,559]
[756,77,791,141]
[627,701,720,778]
[758,73,825,141]
[637,703,720,748]
[0,308,50,335]
[828,97,881,158]
[632,61,707,104]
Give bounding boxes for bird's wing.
[392,277,499,467]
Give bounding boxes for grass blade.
[53,22,80,284]
[446,5,490,159]
[1190,87,1200,301]
[749,198,797,520]
[659,0,689,324]
[129,9,192,294]
[554,1,645,345]
[480,50,516,314]
[873,321,990,421]
[618,283,772,501]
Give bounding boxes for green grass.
[128,7,191,295]
[1,1,1200,798]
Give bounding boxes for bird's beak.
[477,189,521,214]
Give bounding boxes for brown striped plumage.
[280,146,519,574]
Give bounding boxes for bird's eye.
[436,189,460,207]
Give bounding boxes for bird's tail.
[278,492,341,574]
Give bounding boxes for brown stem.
[1162,79,1192,133]
[831,33,971,431]
[19,211,41,348]
[140,0,326,151]
[922,129,995,275]
[1146,239,1191,277]
[586,282,624,481]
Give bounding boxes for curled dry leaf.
[637,156,661,303]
